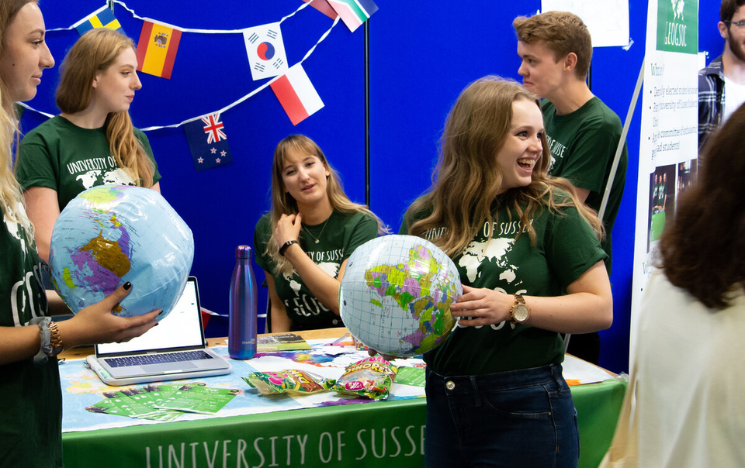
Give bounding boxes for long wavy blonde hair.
[406,76,603,257]
[266,134,388,275]
[55,28,154,187]
[0,0,37,237]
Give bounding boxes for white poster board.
[542,0,630,47]
[631,0,699,347]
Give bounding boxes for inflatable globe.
[49,185,194,320]
[339,235,462,358]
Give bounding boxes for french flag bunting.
[183,113,234,172]
[270,64,324,126]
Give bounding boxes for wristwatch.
[509,294,530,324]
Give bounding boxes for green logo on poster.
[657,0,698,54]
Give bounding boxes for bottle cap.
[235,245,252,259]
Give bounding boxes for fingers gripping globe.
[339,235,462,358]
[49,185,194,320]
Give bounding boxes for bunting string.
[46,0,315,33]
[21,0,341,132]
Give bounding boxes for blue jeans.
[424,365,579,468]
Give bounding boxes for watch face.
[513,304,529,322]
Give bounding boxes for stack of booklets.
[257,333,312,352]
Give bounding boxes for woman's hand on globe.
[450,285,512,327]
[275,213,303,246]
[57,282,161,349]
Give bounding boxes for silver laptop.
[86,277,232,386]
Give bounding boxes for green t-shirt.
[400,191,606,376]
[16,115,162,211]
[542,97,627,274]
[0,204,62,467]
[657,181,667,207]
[254,210,379,329]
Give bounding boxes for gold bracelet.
[48,321,64,355]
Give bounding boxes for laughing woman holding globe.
[0,3,160,466]
[15,28,161,265]
[254,134,387,332]
[400,77,612,467]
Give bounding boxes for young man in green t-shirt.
[513,11,627,364]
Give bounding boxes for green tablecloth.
[63,378,626,468]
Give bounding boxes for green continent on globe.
[80,185,125,212]
[364,245,456,352]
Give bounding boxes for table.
[60,329,626,468]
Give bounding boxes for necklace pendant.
[315,239,320,244]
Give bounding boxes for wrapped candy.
[243,370,333,395]
[332,355,398,401]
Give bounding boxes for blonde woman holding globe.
[0,3,159,465]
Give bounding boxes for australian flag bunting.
[184,113,234,172]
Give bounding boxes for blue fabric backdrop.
[23,0,720,373]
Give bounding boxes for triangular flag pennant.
[243,23,289,81]
[271,64,324,126]
[327,0,378,32]
[302,0,339,20]
[73,5,125,36]
[184,113,234,172]
[136,21,182,79]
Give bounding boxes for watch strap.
[279,239,298,256]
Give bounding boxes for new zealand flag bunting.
[184,113,234,172]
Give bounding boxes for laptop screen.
[96,277,206,356]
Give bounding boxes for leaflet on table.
[86,383,239,420]
[155,384,239,414]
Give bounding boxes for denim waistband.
[428,364,565,395]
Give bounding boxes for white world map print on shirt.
[459,237,517,283]
[76,168,133,190]
[283,262,341,296]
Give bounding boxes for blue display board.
[22,0,722,373]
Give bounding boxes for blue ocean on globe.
[49,185,194,319]
[340,235,462,358]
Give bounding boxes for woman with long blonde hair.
[401,76,612,467]
[0,4,159,466]
[16,27,160,263]
[254,134,387,332]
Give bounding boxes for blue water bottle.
[229,245,258,359]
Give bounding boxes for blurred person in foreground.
[634,103,745,467]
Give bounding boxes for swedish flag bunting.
[73,5,125,36]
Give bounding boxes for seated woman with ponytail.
[16,28,160,263]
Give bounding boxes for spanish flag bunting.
[73,5,125,36]
[136,21,182,79]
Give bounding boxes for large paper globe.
[339,235,462,358]
[49,185,194,319]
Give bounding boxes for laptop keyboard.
[104,350,213,368]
